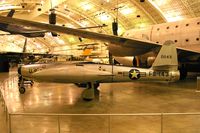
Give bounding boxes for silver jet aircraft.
[18,41,179,100]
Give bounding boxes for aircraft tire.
[19,87,26,94]
[83,97,93,101]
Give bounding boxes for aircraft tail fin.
[151,40,178,71]
[7,9,15,17]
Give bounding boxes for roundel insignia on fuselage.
[129,69,140,80]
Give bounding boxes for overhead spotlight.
[51,32,57,37]
[112,20,118,36]
[140,0,145,2]
[136,15,141,18]
[21,3,27,8]
[49,9,56,24]
[78,37,83,42]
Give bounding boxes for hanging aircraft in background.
[0,9,51,37]
[75,43,109,64]
[77,43,99,56]
[52,42,108,63]
[0,15,200,80]
[0,37,57,64]
[18,41,179,100]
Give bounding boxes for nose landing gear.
[18,75,34,94]
[18,76,25,94]
[19,86,26,94]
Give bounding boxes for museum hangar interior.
[0,0,200,133]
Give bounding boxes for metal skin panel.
[20,63,180,83]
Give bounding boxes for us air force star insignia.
[129,69,140,80]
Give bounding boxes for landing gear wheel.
[19,87,26,94]
[82,88,94,101]
[82,82,100,101]
[83,97,93,101]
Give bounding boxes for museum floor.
[0,69,200,133]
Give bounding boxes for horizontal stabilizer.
[152,40,178,70]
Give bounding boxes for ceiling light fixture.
[81,2,93,11]
[120,7,133,15]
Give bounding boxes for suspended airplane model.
[18,41,179,100]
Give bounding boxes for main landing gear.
[82,82,100,101]
[18,75,34,94]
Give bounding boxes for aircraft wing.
[0,16,160,50]
[0,16,199,58]
[16,30,47,34]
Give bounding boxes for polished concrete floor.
[1,69,200,133]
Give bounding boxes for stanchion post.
[108,115,111,133]
[5,107,8,122]
[7,113,11,133]
[0,91,2,101]
[58,116,60,133]
[196,77,200,92]
[161,113,163,133]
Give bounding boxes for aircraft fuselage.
[19,62,180,83]
[109,18,200,56]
